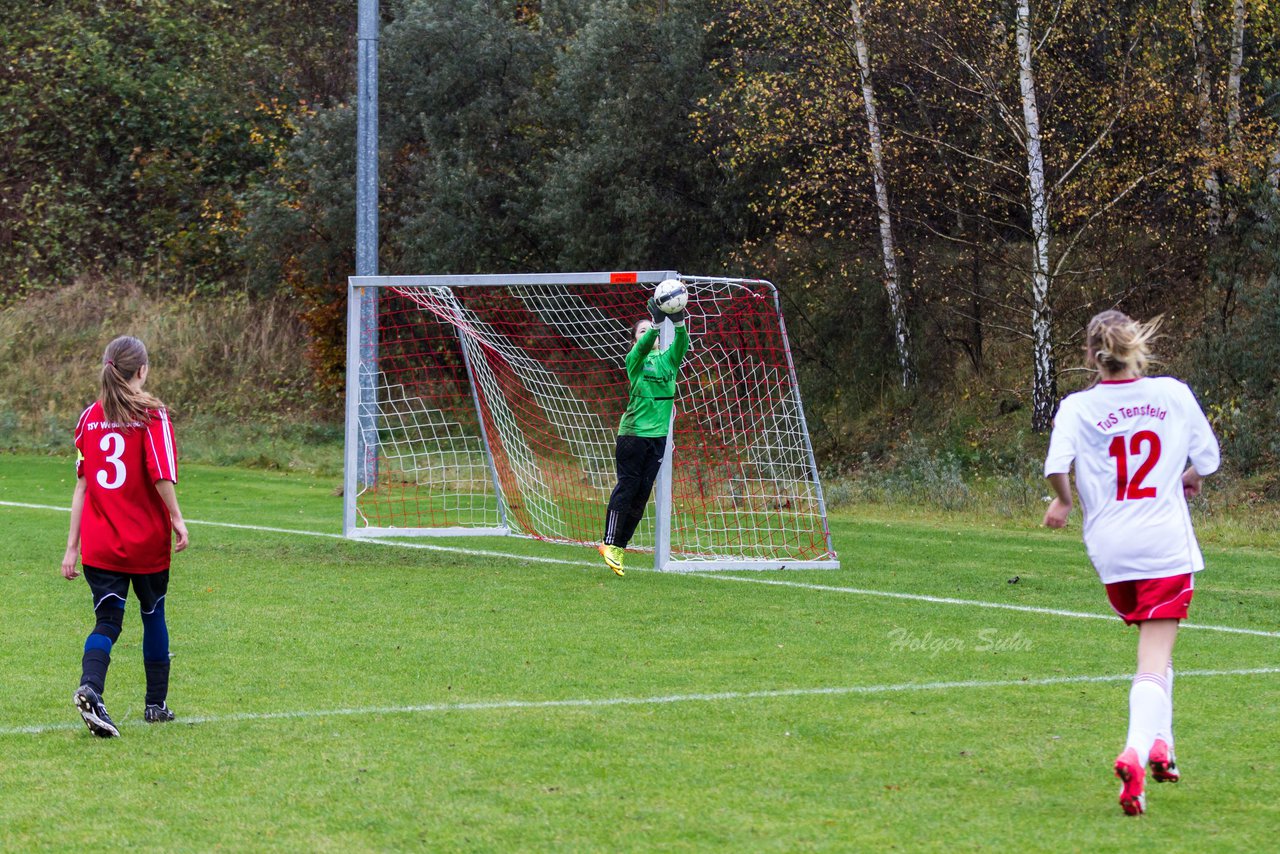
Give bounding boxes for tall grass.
[0,278,335,470]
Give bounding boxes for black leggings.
[602,434,667,548]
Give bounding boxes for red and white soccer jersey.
[74,401,179,574]
[1044,377,1220,584]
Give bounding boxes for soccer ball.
[654,279,688,314]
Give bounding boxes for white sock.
[1125,672,1170,766]
[1154,662,1175,750]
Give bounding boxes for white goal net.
[343,271,838,571]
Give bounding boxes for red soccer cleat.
[1114,748,1147,816]
[1149,739,1180,783]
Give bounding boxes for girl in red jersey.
[61,336,189,737]
[1042,311,1219,816]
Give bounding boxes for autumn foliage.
[3,0,1279,472]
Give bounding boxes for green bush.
[1186,183,1280,476]
[0,2,333,296]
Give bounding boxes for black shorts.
[615,434,667,482]
[83,566,170,615]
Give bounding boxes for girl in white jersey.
[1043,310,1219,817]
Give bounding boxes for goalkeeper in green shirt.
[598,298,689,576]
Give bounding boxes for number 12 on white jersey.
[1108,430,1160,501]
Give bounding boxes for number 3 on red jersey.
[1108,430,1160,501]
[97,432,127,489]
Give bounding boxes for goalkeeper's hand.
[646,298,666,323]
[665,307,686,324]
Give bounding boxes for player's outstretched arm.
[1042,472,1073,528]
[62,477,86,579]
[155,479,190,553]
[626,323,659,377]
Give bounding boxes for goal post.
[343,271,839,571]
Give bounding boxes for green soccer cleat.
[598,543,625,577]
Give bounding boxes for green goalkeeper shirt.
[618,323,689,437]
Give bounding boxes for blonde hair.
[100,336,165,427]
[1085,310,1161,377]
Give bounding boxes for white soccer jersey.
[1044,376,1220,584]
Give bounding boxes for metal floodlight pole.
[356,0,379,275]
[355,0,380,489]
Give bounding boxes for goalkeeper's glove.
[646,298,666,324]
[666,307,686,325]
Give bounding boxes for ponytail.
[1085,310,1161,377]
[100,336,166,427]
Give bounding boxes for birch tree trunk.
[1226,0,1246,145]
[1191,0,1221,234]
[850,0,914,388]
[1224,0,1247,225]
[1016,0,1056,432]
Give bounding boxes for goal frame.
[343,271,838,572]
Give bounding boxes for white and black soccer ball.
[654,278,688,314]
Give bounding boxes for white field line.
[6,500,1278,639]
[0,500,588,568]
[3,667,1278,737]
[690,574,1280,639]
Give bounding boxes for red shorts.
[1105,573,1194,625]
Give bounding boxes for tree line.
[4,0,1278,472]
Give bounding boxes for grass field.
[1,453,1277,851]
